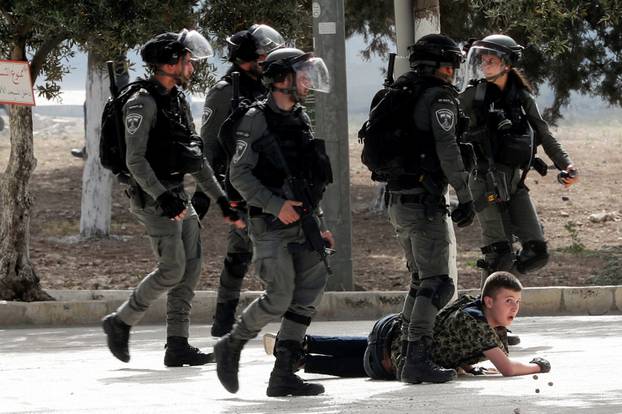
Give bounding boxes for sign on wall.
[0,60,35,106]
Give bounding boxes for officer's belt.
[388,193,429,205]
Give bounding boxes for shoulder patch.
[125,113,143,135]
[202,106,214,123]
[232,140,248,164]
[435,109,455,132]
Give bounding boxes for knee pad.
[416,275,455,310]
[224,253,252,279]
[478,241,514,272]
[283,311,312,327]
[516,240,549,273]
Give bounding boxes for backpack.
[99,80,156,175]
[363,313,401,380]
[358,74,431,182]
[217,97,256,160]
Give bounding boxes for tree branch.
[29,35,67,84]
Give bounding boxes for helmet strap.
[485,66,510,83]
[270,73,303,103]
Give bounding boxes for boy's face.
[483,288,521,327]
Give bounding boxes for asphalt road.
[2,316,621,413]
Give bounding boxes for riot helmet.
[227,24,284,63]
[408,34,464,72]
[460,34,524,88]
[262,47,330,102]
[141,29,213,66]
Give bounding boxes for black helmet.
[261,47,330,101]
[227,24,284,63]
[408,34,463,70]
[261,47,310,85]
[141,29,213,65]
[472,34,524,65]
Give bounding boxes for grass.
[588,246,622,286]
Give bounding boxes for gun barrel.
[231,71,240,110]
[106,61,118,97]
[384,53,396,87]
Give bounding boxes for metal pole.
[312,0,353,290]
[393,0,414,78]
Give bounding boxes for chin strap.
[485,67,510,83]
[270,87,303,103]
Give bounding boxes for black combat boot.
[401,337,456,384]
[211,300,239,337]
[395,340,408,380]
[266,340,324,397]
[214,334,247,393]
[102,313,131,362]
[164,336,214,367]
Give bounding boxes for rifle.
[256,135,334,275]
[383,53,396,88]
[466,125,510,211]
[231,71,241,110]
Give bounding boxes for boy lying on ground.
[262,271,550,380]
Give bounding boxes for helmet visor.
[179,29,213,61]
[457,45,509,91]
[250,24,285,56]
[293,57,330,93]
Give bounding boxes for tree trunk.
[0,104,54,301]
[414,0,440,40]
[79,52,114,238]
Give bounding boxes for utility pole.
[312,0,353,290]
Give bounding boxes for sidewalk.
[2,286,621,327]
[2,316,621,413]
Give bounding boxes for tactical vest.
[251,104,332,208]
[470,76,534,169]
[138,82,204,181]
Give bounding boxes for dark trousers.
[303,335,368,378]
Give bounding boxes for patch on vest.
[435,109,455,132]
[203,106,213,123]
[125,113,143,135]
[232,140,248,164]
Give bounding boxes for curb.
[1,286,621,327]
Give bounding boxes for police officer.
[199,24,284,337]
[214,48,333,397]
[384,34,475,384]
[101,30,243,367]
[459,34,578,284]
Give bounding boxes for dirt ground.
[0,113,621,294]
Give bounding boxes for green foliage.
[200,0,313,53]
[442,0,622,124]
[341,0,622,124]
[345,0,395,59]
[0,0,200,99]
[561,221,586,254]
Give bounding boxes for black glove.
[191,191,211,220]
[156,191,187,219]
[530,357,551,373]
[216,196,240,222]
[451,201,475,227]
